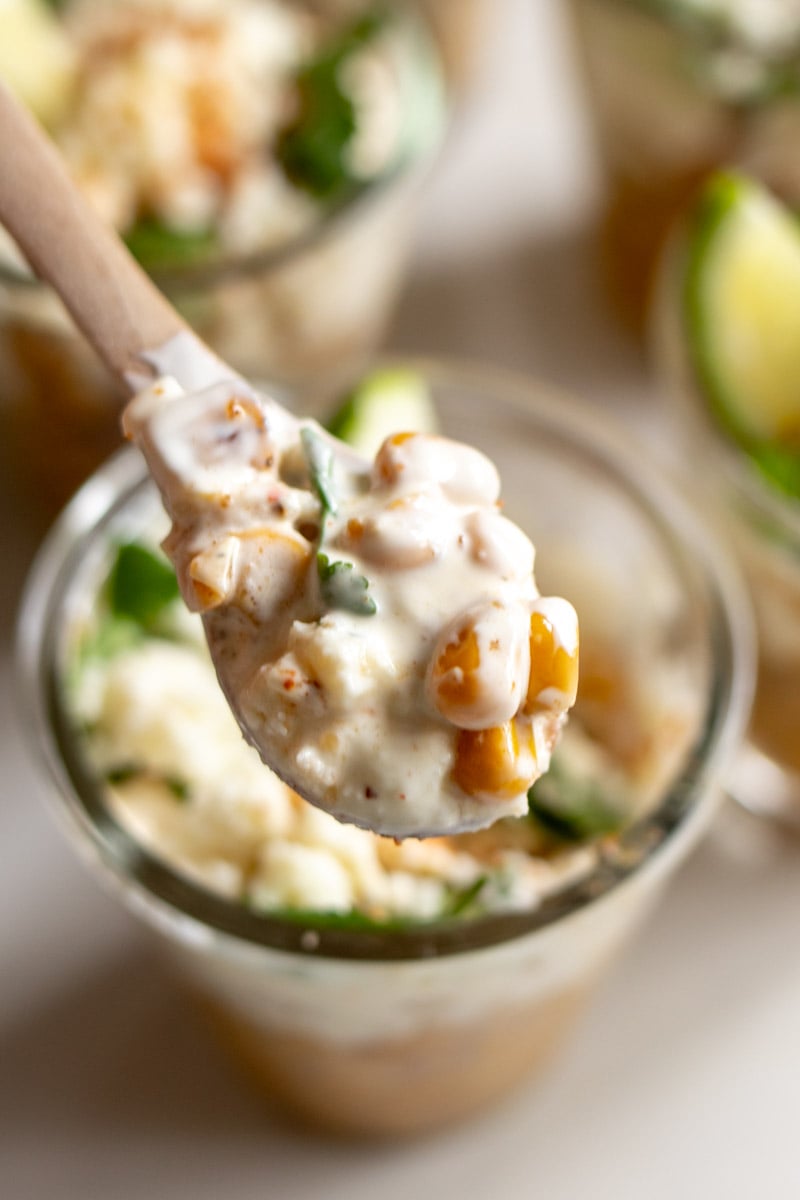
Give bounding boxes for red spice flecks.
[365,786,377,799]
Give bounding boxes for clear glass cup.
[655,293,800,826]
[567,0,800,333]
[0,3,447,514]
[17,360,753,1137]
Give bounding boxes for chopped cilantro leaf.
[444,876,488,918]
[317,552,377,616]
[300,426,338,518]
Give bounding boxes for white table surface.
[3,2,800,1196]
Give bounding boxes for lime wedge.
[327,367,438,457]
[684,172,800,497]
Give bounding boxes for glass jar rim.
[15,358,754,963]
[0,163,434,297]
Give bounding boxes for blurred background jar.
[0,0,447,512]
[654,171,800,827]
[414,0,491,92]
[567,0,800,334]
[659,308,800,826]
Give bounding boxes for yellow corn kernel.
[452,720,536,800]
[191,577,223,611]
[187,538,238,612]
[234,529,310,616]
[525,610,579,713]
[430,627,482,715]
[373,432,418,484]
[387,490,425,512]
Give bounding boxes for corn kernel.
[233,529,310,617]
[525,609,579,713]
[373,432,418,483]
[187,537,239,612]
[430,627,482,713]
[452,720,537,800]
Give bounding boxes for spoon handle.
[0,81,196,391]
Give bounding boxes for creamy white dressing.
[122,376,579,837]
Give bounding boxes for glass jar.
[0,2,447,513]
[567,0,800,332]
[16,359,753,1136]
[656,290,800,826]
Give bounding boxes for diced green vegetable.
[124,218,218,270]
[327,367,439,457]
[276,6,388,200]
[527,755,625,842]
[317,552,377,616]
[108,542,181,629]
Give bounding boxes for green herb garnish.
[276,7,388,201]
[301,426,338,519]
[528,755,625,843]
[108,542,180,629]
[105,765,190,802]
[444,875,489,918]
[317,552,377,616]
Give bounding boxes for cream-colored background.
[2,2,800,1196]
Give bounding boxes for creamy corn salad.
[122,365,580,837]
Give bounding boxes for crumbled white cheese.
[76,634,597,920]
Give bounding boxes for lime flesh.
[684,172,800,497]
[686,172,800,446]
